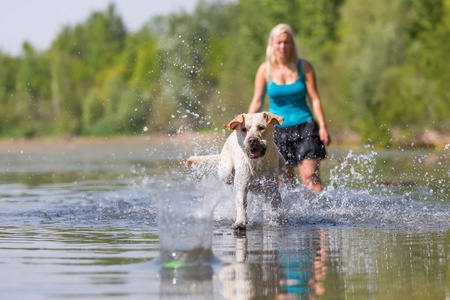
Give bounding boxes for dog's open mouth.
[247,147,266,159]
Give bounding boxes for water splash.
[156,33,223,135]
[328,149,378,190]
[273,149,450,230]
[150,181,223,268]
[165,146,450,231]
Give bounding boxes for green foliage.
[333,0,414,145]
[0,53,19,132]
[371,0,450,142]
[82,88,104,131]
[0,0,448,147]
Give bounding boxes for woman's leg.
[280,164,297,187]
[298,158,322,193]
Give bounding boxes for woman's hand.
[319,126,331,147]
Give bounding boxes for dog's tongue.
[250,149,261,157]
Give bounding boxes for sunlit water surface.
[0,136,449,299]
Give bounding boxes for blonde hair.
[266,24,299,79]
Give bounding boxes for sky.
[0,0,199,56]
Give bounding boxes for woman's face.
[272,32,294,59]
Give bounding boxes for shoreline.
[0,132,219,145]
[0,130,448,151]
[0,133,226,154]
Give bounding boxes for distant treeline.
[0,0,448,146]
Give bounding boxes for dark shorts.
[274,119,327,165]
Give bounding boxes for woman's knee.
[298,159,322,185]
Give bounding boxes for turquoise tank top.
[267,59,313,128]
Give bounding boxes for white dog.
[185,112,286,230]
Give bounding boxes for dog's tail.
[185,155,220,167]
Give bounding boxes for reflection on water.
[216,227,330,299]
[0,138,449,299]
[326,227,450,299]
[0,225,161,299]
[158,264,216,299]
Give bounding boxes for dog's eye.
[242,127,247,132]
[258,125,266,131]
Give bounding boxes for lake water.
[0,135,448,299]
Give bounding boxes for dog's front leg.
[218,160,234,185]
[233,181,249,230]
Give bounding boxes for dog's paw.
[232,222,247,231]
[184,156,198,166]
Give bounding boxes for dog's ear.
[226,114,245,130]
[263,112,284,126]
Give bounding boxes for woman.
[248,23,330,193]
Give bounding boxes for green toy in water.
[164,260,186,269]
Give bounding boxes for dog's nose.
[248,137,257,145]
